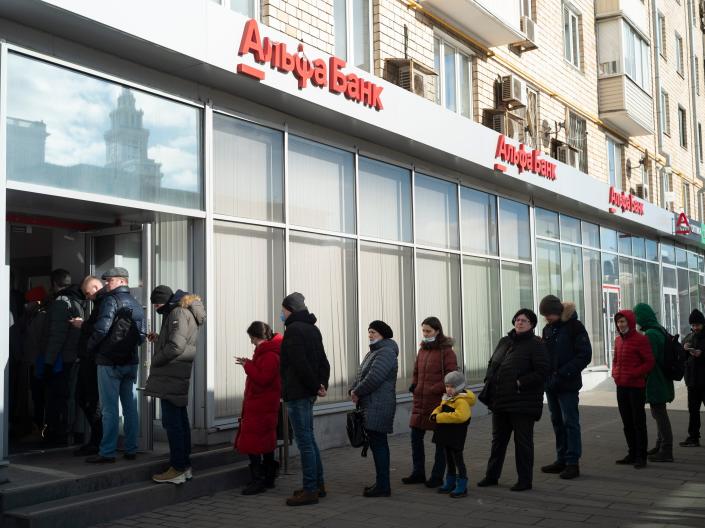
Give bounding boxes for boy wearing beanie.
[681,309,705,447]
[430,371,476,498]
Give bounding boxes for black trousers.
[45,363,74,439]
[687,385,705,439]
[76,359,103,447]
[616,386,647,460]
[248,452,275,466]
[485,412,535,485]
[445,446,467,479]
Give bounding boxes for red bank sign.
[493,135,557,180]
[675,212,691,234]
[608,186,644,216]
[237,19,384,111]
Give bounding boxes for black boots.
[264,460,279,488]
[242,463,266,495]
[648,445,674,463]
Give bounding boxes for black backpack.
[102,308,140,366]
[658,328,686,382]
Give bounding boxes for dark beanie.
[282,292,307,313]
[513,308,538,329]
[690,309,705,325]
[368,320,393,339]
[150,285,173,305]
[539,295,563,317]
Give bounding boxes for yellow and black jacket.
[430,390,476,450]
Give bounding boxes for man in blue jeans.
[539,295,592,480]
[279,292,330,506]
[85,267,146,463]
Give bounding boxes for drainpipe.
[650,0,671,207]
[686,0,705,220]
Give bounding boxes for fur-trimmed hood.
[561,302,577,323]
[182,294,206,325]
[420,336,455,350]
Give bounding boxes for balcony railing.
[598,75,654,136]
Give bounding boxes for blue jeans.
[546,389,582,465]
[97,364,139,458]
[367,430,390,491]
[287,397,324,492]
[161,399,191,471]
[411,427,445,480]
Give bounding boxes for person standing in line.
[402,316,458,489]
[145,285,206,484]
[235,321,283,495]
[633,303,675,463]
[279,292,330,507]
[85,267,146,464]
[70,276,107,456]
[477,309,548,492]
[681,309,705,447]
[612,310,654,468]
[350,320,399,498]
[539,295,592,480]
[431,371,476,499]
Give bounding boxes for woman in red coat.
[235,321,282,495]
[402,316,458,488]
[612,310,655,468]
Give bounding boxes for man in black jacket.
[539,295,592,480]
[85,267,146,463]
[279,292,330,507]
[42,269,85,446]
[681,309,705,447]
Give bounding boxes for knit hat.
[444,370,466,391]
[690,309,705,325]
[282,292,307,313]
[150,285,173,305]
[25,285,47,303]
[368,320,393,339]
[539,295,563,317]
[513,308,538,329]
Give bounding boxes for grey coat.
[350,339,399,434]
[144,293,206,407]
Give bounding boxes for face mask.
[369,338,381,345]
[280,311,286,322]
[422,336,436,343]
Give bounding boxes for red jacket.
[410,339,458,430]
[235,333,282,455]
[612,310,655,388]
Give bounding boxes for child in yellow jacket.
[430,371,476,498]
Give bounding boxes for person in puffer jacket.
[612,310,655,469]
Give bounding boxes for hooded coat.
[431,390,476,451]
[410,338,458,430]
[144,291,206,407]
[633,303,674,404]
[612,310,654,388]
[541,302,592,392]
[683,329,705,388]
[350,338,399,434]
[236,333,282,455]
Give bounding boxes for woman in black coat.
[477,308,548,492]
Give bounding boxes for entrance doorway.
[602,284,620,368]
[663,288,679,335]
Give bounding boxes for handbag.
[478,343,512,410]
[346,406,369,457]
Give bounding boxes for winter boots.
[242,463,267,495]
[648,445,674,462]
[449,477,468,498]
[438,474,456,494]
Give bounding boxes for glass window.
[359,157,412,242]
[416,250,462,364]
[663,266,677,289]
[618,233,632,255]
[622,21,651,92]
[228,0,254,16]
[689,250,699,270]
[434,37,473,118]
[536,240,562,301]
[415,174,459,250]
[676,32,684,75]
[633,259,648,305]
[607,137,623,189]
[677,246,688,267]
[619,257,634,310]
[444,44,457,113]
[535,208,559,239]
[6,53,202,209]
[463,257,502,383]
[602,253,619,285]
[213,222,285,419]
[661,243,675,264]
[569,112,588,173]
[632,237,646,259]
[501,262,534,326]
[691,271,701,313]
[679,106,688,148]
[582,221,600,248]
[460,187,498,255]
[288,136,355,233]
[360,242,414,390]
[647,262,661,319]
[499,198,531,260]
[601,227,618,252]
[459,53,472,119]
[334,0,347,61]
[289,231,358,402]
[583,249,605,366]
[334,0,371,72]
[678,268,691,335]
[213,115,283,221]
[562,245,584,321]
[646,239,659,261]
[560,215,581,244]
[563,4,581,68]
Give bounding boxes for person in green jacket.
[633,303,675,463]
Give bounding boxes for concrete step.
[2,462,250,528]
[0,446,244,513]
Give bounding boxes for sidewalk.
[96,382,705,528]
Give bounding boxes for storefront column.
[0,42,10,480]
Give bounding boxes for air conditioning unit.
[383,58,437,98]
[501,75,527,108]
[510,16,539,53]
[636,183,649,200]
[665,191,676,204]
[556,143,580,169]
[483,109,525,142]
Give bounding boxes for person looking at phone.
[680,310,705,447]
